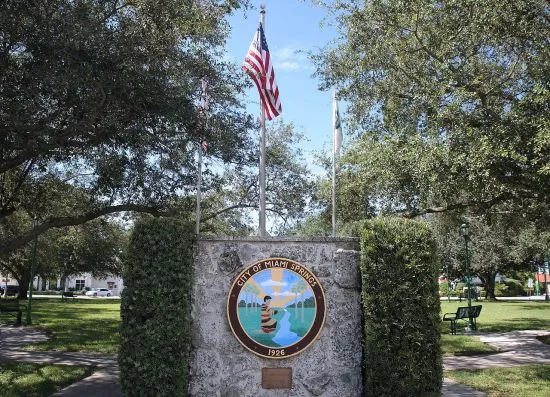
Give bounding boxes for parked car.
[85,288,111,297]
[0,285,20,297]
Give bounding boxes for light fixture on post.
[460,223,475,330]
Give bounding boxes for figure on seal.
[261,295,278,333]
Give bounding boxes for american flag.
[242,22,282,120]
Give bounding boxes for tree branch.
[400,191,514,218]
[200,203,257,223]
[0,204,168,256]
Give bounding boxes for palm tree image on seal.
[236,267,317,348]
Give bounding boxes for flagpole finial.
[260,4,266,13]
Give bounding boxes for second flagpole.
[332,90,337,237]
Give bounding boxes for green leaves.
[361,217,442,396]
[315,0,550,218]
[119,217,194,397]
[0,0,254,255]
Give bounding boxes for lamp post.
[545,257,549,302]
[460,223,475,330]
[446,262,451,303]
[26,226,38,325]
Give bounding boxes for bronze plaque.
[227,258,326,359]
[262,367,292,389]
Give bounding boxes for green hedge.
[119,217,194,397]
[361,217,442,396]
[495,279,526,297]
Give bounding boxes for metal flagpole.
[259,6,267,237]
[332,90,342,237]
[332,91,337,237]
[196,78,208,235]
[195,145,202,235]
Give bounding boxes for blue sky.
[225,0,339,167]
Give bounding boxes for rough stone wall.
[189,237,362,397]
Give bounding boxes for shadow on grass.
[480,318,550,332]
[446,365,550,397]
[441,334,498,356]
[0,360,96,397]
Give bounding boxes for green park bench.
[0,298,23,326]
[443,305,482,335]
[61,291,76,302]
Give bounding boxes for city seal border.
[227,257,326,359]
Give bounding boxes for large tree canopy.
[314,0,550,220]
[0,0,254,255]
[198,120,317,236]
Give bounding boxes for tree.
[290,279,308,322]
[290,281,300,313]
[198,120,317,236]
[429,212,522,299]
[0,211,127,299]
[314,0,550,220]
[297,279,308,322]
[0,0,254,256]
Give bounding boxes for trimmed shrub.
[495,279,526,297]
[439,281,451,297]
[361,217,442,397]
[119,217,194,397]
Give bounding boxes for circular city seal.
[227,258,326,359]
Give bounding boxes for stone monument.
[189,236,362,396]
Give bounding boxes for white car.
[85,288,112,297]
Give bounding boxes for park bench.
[61,291,76,302]
[443,305,482,335]
[0,298,23,325]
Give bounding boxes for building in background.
[0,273,123,296]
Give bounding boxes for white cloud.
[277,61,301,70]
[273,46,313,72]
[276,47,294,60]
[261,279,288,287]
[272,291,295,296]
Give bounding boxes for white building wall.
[65,273,124,296]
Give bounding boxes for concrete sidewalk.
[2,326,550,396]
[0,325,122,397]
[442,329,550,396]
[444,330,550,370]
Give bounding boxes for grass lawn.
[21,298,121,354]
[446,365,550,397]
[441,300,550,396]
[0,298,116,397]
[0,360,96,397]
[440,300,550,333]
[440,300,550,356]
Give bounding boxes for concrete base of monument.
[189,236,362,397]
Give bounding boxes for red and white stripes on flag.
[242,22,282,120]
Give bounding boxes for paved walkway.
[442,329,550,396]
[1,326,549,396]
[0,325,122,397]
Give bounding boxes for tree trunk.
[17,273,30,300]
[481,271,497,300]
[300,293,304,322]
